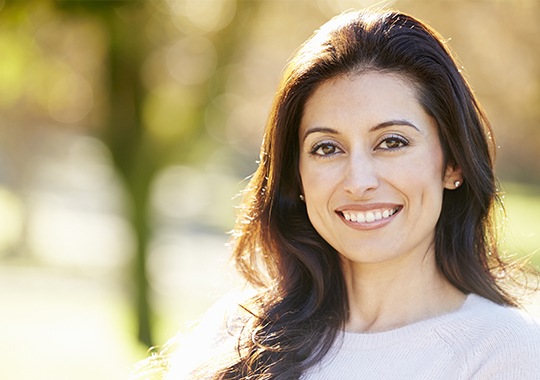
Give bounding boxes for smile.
[339,206,401,224]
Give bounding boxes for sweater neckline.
[337,293,485,349]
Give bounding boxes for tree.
[52,0,257,346]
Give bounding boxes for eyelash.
[308,134,409,158]
[377,134,409,151]
[309,141,342,158]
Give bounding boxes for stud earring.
[454,180,461,188]
[299,194,305,202]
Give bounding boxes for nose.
[342,153,379,197]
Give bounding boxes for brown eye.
[378,135,408,150]
[384,139,402,149]
[310,142,342,157]
[319,144,336,155]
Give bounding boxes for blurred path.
[0,266,142,380]
[0,230,239,380]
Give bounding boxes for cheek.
[298,159,309,192]
[299,158,318,191]
[299,163,339,229]
[405,151,446,206]
[397,145,446,183]
[383,151,446,211]
[299,161,341,199]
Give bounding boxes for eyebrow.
[301,119,420,142]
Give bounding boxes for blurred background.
[0,0,539,378]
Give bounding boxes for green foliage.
[53,0,145,13]
[500,183,540,268]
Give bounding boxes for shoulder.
[463,293,540,338]
[164,289,256,379]
[442,293,540,345]
[439,294,540,378]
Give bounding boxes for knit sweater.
[165,293,540,379]
[301,294,540,379]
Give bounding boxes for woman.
[162,9,540,379]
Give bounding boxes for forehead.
[305,71,420,111]
[300,72,427,133]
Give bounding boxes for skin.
[298,71,465,333]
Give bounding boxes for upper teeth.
[342,207,398,223]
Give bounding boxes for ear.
[443,163,463,190]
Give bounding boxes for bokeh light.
[0,1,538,379]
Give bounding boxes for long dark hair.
[216,9,524,379]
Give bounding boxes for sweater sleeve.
[471,341,540,379]
[468,313,540,380]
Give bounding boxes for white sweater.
[165,293,540,379]
[302,294,540,379]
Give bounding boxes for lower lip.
[338,208,401,231]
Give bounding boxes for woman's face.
[298,72,458,266]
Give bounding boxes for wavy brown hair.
[213,9,526,379]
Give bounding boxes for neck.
[341,250,465,333]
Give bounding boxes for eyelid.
[310,140,337,152]
[309,139,344,156]
[376,133,410,149]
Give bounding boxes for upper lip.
[335,203,402,213]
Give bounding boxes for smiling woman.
[152,8,540,380]
[299,73,454,272]
[297,72,469,332]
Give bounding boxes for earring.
[454,180,461,188]
[299,194,305,202]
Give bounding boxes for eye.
[310,141,343,157]
[377,135,409,150]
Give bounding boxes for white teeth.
[342,207,399,224]
[365,212,375,222]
